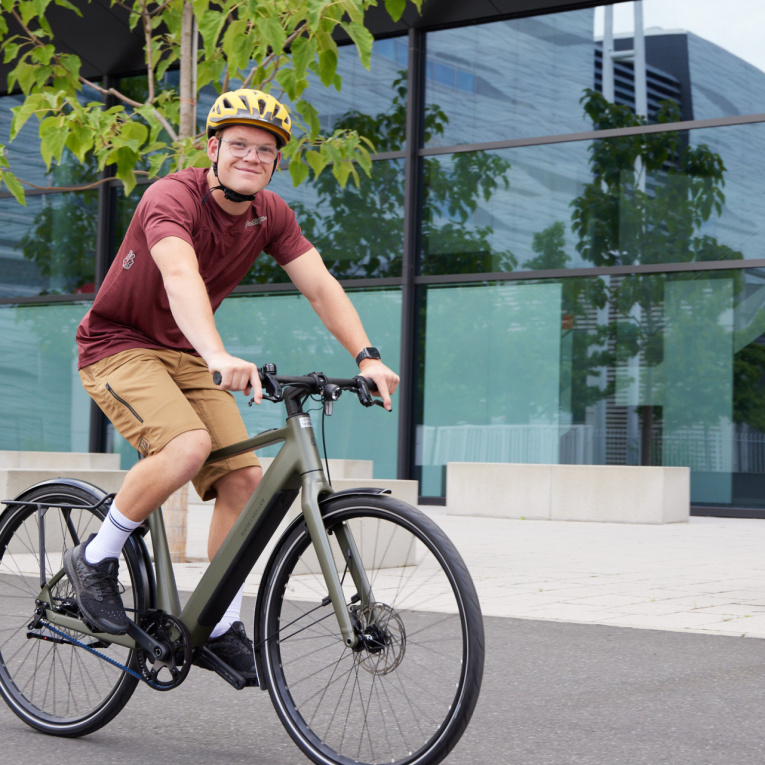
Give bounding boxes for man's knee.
[213,465,262,507]
[163,429,212,474]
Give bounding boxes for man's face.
[207,124,281,196]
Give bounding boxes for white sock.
[85,503,142,564]
[210,584,245,639]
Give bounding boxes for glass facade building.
[2,1,765,514]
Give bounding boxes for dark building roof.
[1,0,607,88]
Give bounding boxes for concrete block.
[446,462,552,520]
[550,465,690,524]
[0,451,121,470]
[0,469,126,502]
[445,462,690,524]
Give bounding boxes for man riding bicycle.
[64,88,400,683]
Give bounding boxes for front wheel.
[0,481,148,736]
[258,494,485,765]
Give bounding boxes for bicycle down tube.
[177,410,364,649]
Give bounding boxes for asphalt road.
[3,614,765,764]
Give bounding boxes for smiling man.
[66,89,399,684]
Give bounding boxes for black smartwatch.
[355,347,382,366]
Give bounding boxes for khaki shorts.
[80,348,259,501]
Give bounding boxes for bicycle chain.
[37,619,165,691]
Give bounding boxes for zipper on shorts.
[106,383,144,423]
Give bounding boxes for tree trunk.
[178,2,197,143]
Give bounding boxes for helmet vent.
[257,98,267,115]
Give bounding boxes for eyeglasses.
[219,138,279,163]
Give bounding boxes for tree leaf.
[342,21,373,68]
[256,16,287,55]
[1,170,26,205]
[305,149,327,178]
[383,0,406,22]
[289,158,310,186]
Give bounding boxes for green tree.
[244,74,514,283]
[570,89,741,464]
[0,0,422,203]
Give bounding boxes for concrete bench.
[445,462,690,524]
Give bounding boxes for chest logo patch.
[123,250,136,269]
[246,216,267,227]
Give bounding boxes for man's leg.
[207,465,263,559]
[84,429,211,562]
[64,429,212,634]
[206,466,262,639]
[197,466,263,682]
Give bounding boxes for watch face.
[356,347,381,364]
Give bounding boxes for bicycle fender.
[318,487,392,504]
[3,477,156,607]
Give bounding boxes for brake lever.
[354,375,386,408]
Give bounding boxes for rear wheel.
[0,482,147,736]
[259,494,484,765]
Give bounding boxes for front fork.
[300,480,376,649]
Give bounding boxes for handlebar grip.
[212,371,222,386]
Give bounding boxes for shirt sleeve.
[263,193,313,266]
[140,179,198,251]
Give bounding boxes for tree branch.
[242,21,306,90]
[18,172,150,193]
[81,77,179,143]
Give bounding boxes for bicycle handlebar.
[211,364,381,409]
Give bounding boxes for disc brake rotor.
[351,602,407,675]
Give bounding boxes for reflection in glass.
[425,10,595,146]
[0,193,98,297]
[418,270,765,508]
[0,303,91,452]
[245,159,405,284]
[427,2,765,148]
[214,290,401,477]
[421,116,765,276]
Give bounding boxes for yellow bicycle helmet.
[206,88,292,147]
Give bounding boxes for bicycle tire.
[258,494,484,765]
[0,481,148,737]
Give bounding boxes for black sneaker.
[199,621,257,683]
[62,533,129,635]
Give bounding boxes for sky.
[594,0,765,74]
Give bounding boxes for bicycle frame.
[37,408,370,654]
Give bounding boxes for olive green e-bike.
[0,365,484,765]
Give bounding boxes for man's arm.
[150,236,263,401]
[282,247,400,410]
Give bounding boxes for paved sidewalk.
[174,512,765,640]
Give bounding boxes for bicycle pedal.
[194,646,258,690]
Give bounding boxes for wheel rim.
[0,489,139,731]
[263,503,477,765]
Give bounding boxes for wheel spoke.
[261,496,484,765]
[0,486,144,736]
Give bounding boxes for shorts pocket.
[105,383,144,423]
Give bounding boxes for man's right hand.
[208,353,262,403]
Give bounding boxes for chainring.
[136,612,193,691]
